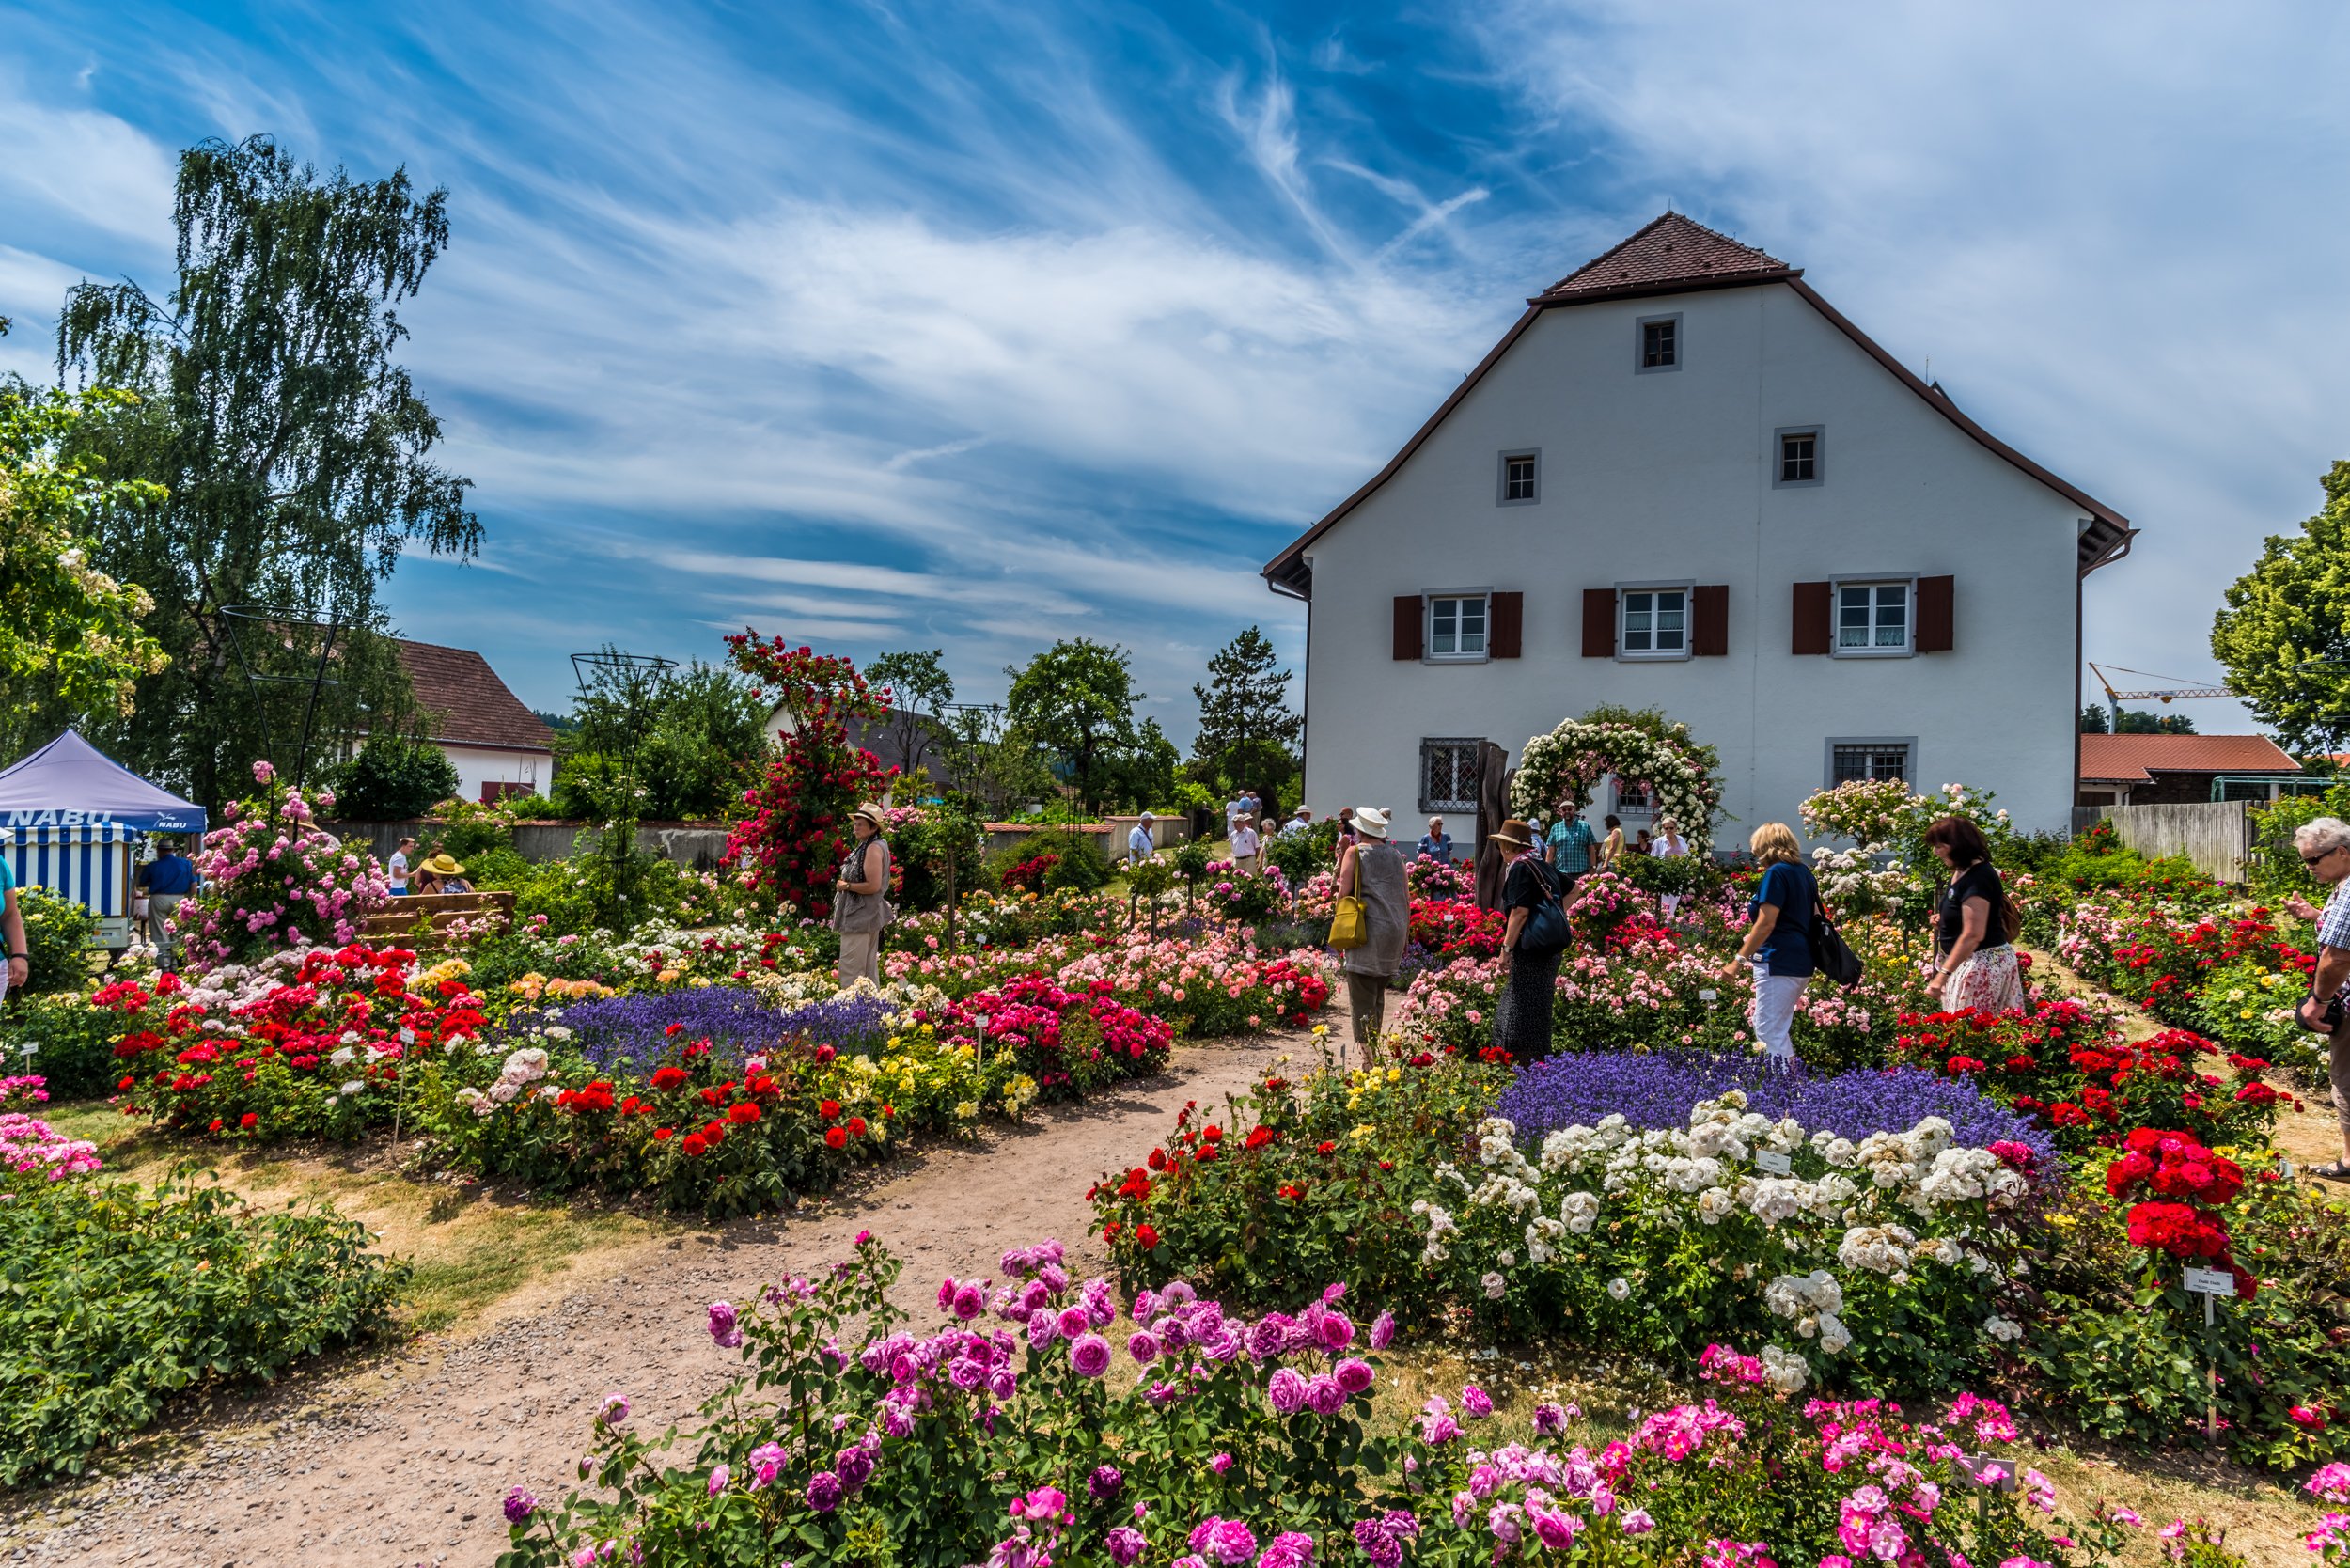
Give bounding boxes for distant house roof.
[1537,212,1794,301]
[395,639,556,754]
[2077,733,2299,784]
[1262,212,2135,596]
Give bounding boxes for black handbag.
[1808,883,1864,988]
[1516,860,1571,957]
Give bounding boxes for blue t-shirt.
[138,855,197,896]
[1749,861,1817,978]
[1416,833,1453,863]
[0,856,12,895]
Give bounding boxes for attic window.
[1637,314,1680,372]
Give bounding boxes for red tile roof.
[395,639,556,753]
[2077,732,2299,783]
[1538,212,1793,300]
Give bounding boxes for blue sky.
[3,1,2346,738]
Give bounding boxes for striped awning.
[4,822,140,918]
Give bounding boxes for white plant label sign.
[2182,1266,2235,1297]
[1754,1150,1793,1176]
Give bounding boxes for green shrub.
[431,798,519,861]
[1026,828,1109,894]
[891,807,985,912]
[2249,785,2350,900]
[14,887,95,993]
[0,1170,408,1484]
[319,731,459,822]
[1261,818,1339,882]
[0,994,125,1097]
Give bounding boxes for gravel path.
[1,1028,1312,1568]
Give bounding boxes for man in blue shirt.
[135,838,201,974]
[1127,812,1157,867]
[1546,808,1597,889]
[0,856,24,1000]
[1416,817,1455,864]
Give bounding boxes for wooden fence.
[2073,801,2259,884]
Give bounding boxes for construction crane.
[2087,663,2233,706]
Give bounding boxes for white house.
[1263,212,2136,846]
[393,638,556,803]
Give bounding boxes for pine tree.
[1191,627,1301,794]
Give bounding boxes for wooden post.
[945,850,958,952]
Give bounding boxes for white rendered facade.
[1266,220,2133,848]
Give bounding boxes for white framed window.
[1826,737,1916,788]
[1419,738,1483,814]
[1427,594,1488,661]
[1619,586,1689,658]
[1834,580,1911,655]
[1497,450,1540,506]
[1637,313,1681,372]
[1775,425,1823,487]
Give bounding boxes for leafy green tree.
[1191,626,1300,796]
[1106,717,1183,811]
[1005,639,1140,814]
[320,730,459,820]
[2112,709,2197,735]
[2079,703,2109,734]
[553,660,765,823]
[941,703,1055,816]
[51,135,478,804]
[0,379,171,760]
[869,649,953,782]
[2212,461,2350,751]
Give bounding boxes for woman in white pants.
[1724,823,1816,1064]
[1652,815,1689,919]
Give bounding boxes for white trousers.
[1748,964,1806,1062]
[837,930,880,988]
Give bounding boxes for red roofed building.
[392,639,556,804]
[2076,732,2300,807]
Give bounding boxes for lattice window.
[1419,738,1483,814]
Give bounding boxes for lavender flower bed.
[534,987,898,1078]
[1493,1050,2060,1169]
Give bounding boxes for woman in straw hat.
[1492,819,1564,1062]
[1334,807,1408,1061]
[832,803,895,988]
[415,853,471,895]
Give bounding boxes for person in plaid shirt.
[2287,816,2350,1179]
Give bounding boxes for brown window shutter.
[1489,592,1523,658]
[1392,595,1423,661]
[1691,585,1729,656]
[1916,575,1954,652]
[1581,588,1617,657]
[1791,581,1831,655]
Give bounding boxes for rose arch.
[1510,711,1724,855]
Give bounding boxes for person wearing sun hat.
[832,801,896,988]
[416,852,471,894]
[1334,806,1408,1061]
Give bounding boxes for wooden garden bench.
[355,889,516,945]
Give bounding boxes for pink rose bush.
[497,1231,2106,1568]
[178,760,389,967]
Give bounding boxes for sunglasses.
[2306,848,2340,868]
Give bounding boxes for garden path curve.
[3,1020,1338,1568]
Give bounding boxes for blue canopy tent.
[0,732,207,949]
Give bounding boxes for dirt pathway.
[2,1027,1321,1568]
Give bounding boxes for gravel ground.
[0,1027,1310,1568]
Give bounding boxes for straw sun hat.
[420,853,465,876]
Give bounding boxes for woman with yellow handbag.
[1333,807,1408,1063]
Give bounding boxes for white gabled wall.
[1297,283,2086,844]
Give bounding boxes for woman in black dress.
[1492,818,1564,1062]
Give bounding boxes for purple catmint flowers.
[1070,1333,1113,1378]
[708,1301,744,1349]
